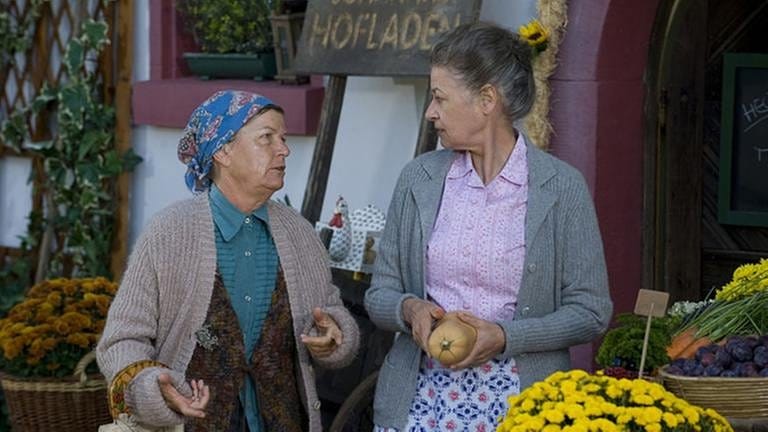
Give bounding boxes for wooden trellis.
[0,0,134,280]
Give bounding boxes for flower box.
[183,52,277,80]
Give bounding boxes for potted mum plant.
[497,369,733,432]
[177,0,281,80]
[0,277,117,430]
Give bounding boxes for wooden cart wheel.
[329,370,379,432]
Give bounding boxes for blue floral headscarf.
[177,90,280,193]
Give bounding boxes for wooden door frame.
[642,0,709,302]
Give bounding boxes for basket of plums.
[659,334,768,419]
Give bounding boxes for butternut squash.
[427,313,477,366]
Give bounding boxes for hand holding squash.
[402,298,446,353]
[301,307,343,358]
[427,312,477,366]
[445,312,506,369]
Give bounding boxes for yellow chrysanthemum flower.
[631,393,654,406]
[662,412,679,428]
[570,423,589,432]
[716,258,768,301]
[733,262,757,280]
[521,398,536,412]
[642,407,663,424]
[526,417,545,430]
[2,340,21,360]
[616,413,632,425]
[66,333,91,348]
[646,422,662,432]
[564,403,586,420]
[543,409,565,424]
[682,407,700,424]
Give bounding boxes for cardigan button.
[527,263,537,273]
[312,400,322,410]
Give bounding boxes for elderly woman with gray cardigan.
[364,23,613,431]
[97,90,359,432]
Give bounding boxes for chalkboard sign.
[293,0,481,76]
[718,53,768,227]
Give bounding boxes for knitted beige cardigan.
[96,193,360,431]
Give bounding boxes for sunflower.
[518,19,549,53]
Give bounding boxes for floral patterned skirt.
[375,355,520,432]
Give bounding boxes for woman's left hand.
[158,374,210,418]
[450,312,506,369]
[301,307,343,358]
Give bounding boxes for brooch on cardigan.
[194,324,219,351]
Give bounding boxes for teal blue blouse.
[209,184,278,432]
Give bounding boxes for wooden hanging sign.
[293,0,482,76]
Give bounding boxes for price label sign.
[634,289,669,318]
[633,289,670,378]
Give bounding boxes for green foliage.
[0,19,141,280]
[596,313,674,372]
[0,258,32,315]
[0,198,43,331]
[177,0,281,53]
[0,0,44,67]
[680,259,768,342]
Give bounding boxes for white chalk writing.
[755,146,768,163]
[742,90,768,133]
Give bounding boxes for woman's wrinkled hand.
[158,373,210,418]
[402,298,445,354]
[449,311,506,370]
[301,307,342,358]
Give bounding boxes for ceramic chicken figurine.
[327,196,352,261]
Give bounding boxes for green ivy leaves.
[0,17,141,280]
[0,0,44,67]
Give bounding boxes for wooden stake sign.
[634,289,669,378]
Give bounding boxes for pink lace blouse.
[426,135,528,321]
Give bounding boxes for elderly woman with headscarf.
[97,90,360,432]
[364,22,613,431]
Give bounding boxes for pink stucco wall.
[552,1,661,369]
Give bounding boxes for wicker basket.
[0,351,111,431]
[659,366,768,419]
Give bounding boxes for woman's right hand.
[158,373,210,418]
[402,298,445,353]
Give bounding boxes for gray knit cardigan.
[364,141,613,430]
[96,194,360,431]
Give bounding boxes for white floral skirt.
[374,355,520,432]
